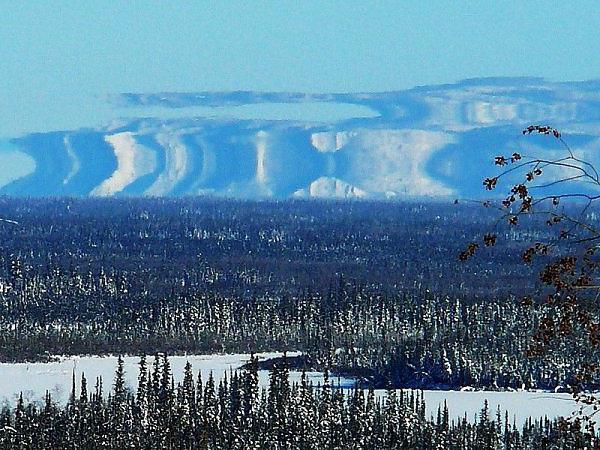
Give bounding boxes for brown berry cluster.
[483,177,498,190]
[522,125,561,138]
[522,242,550,263]
[458,242,478,261]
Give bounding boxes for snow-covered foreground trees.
[0,355,595,449]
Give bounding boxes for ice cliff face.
[4,77,600,199]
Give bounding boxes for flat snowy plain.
[0,353,581,426]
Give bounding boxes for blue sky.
[1,1,600,136]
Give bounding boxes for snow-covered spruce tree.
[298,369,319,448]
[203,370,219,447]
[135,355,149,435]
[108,355,131,448]
[347,385,366,448]
[383,386,400,447]
[175,361,196,449]
[241,354,261,449]
[227,370,245,449]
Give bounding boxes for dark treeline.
[0,196,538,298]
[0,197,597,390]
[0,355,594,450]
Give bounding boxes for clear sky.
[1,1,600,136]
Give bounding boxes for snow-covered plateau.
[4,78,600,199]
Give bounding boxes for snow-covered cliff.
[4,78,600,199]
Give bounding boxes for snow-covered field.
[0,353,581,427]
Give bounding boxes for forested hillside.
[0,198,597,390]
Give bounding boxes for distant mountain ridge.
[4,77,600,199]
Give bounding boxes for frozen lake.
[0,353,582,426]
[0,353,354,406]
[418,390,578,426]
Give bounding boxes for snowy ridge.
[5,78,600,198]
